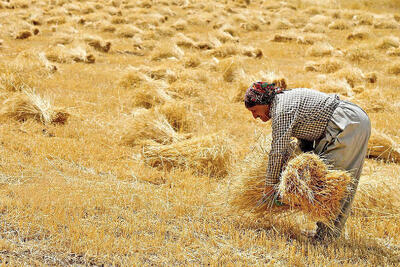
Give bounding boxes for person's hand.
[262,186,275,199]
[263,186,285,207]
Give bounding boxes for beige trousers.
[314,100,371,238]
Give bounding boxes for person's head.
[244,81,284,122]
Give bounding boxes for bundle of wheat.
[83,35,111,53]
[130,81,172,109]
[228,135,292,216]
[278,153,352,225]
[121,112,186,147]
[217,57,245,83]
[304,58,344,73]
[0,90,69,124]
[156,101,196,132]
[368,129,400,163]
[142,133,233,177]
[353,174,400,217]
[376,36,399,49]
[118,68,152,89]
[387,62,400,75]
[151,42,184,61]
[45,45,95,64]
[306,42,334,57]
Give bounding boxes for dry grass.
[279,153,352,226]
[0,90,68,124]
[0,0,400,265]
[368,129,400,163]
[142,133,233,177]
[306,42,334,57]
[304,58,344,73]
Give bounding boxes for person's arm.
[265,111,295,189]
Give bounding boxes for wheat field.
[0,0,400,265]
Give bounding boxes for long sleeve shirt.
[266,88,340,186]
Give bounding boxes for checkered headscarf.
[244,82,284,108]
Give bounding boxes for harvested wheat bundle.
[387,62,400,75]
[368,129,400,163]
[172,18,187,31]
[156,100,196,132]
[130,81,172,109]
[278,153,352,224]
[231,77,253,102]
[217,57,245,83]
[346,28,370,41]
[316,76,353,97]
[352,14,374,25]
[0,90,69,124]
[183,54,201,68]
[332,67,366,88]
[169,80,201,97]
[45,45,95,64]
[271,18,293,30]
[15,30,32,40]
[328,20,351,30]
[174,33,197,48]
[151,42,184,61]
[271,33,296,43]
[142,133,233,177]
[353,174,400,217]
[146,68,178,84]
[116,25,142,38]
[306,42,334,57]
[214,30,239,43]
[310,15,331,26]
[353,89,386,113]
[228,135,292,216]
[374,19,399,29]
[240,22,260,31]
[121,112,186,147]
[83,35,111,53]
[296,33,327,45]
[376,36,400,50]
[387,47,400,56]
[303,23,326,34]
[119,68,152,88]
[53,34,74,45]
[345,46,376,62]
[210,43,240,58]
[304,58,344,73]
[241,46,263,58]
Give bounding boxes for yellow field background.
[0,0,400,265]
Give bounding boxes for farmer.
[245,81,371,240]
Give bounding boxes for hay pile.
[353,174,400,217]
[228,136,292,215]
[121,112,188,147]
[142,133,233,177]
[368,129,400,163]
[0,90,69,124]
[278,153,351,224]
[229,139,352,224]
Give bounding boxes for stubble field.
[0,0,400,265]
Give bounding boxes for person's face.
[247,104,271,122]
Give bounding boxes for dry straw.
[0,90,69,125]
[142,133,233,177]
[228,136,351,224]
[368,129,400,163]
[353,174,400,217]
[228,135,292,216]
[278,153,352,225]
[121,112,187,147]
